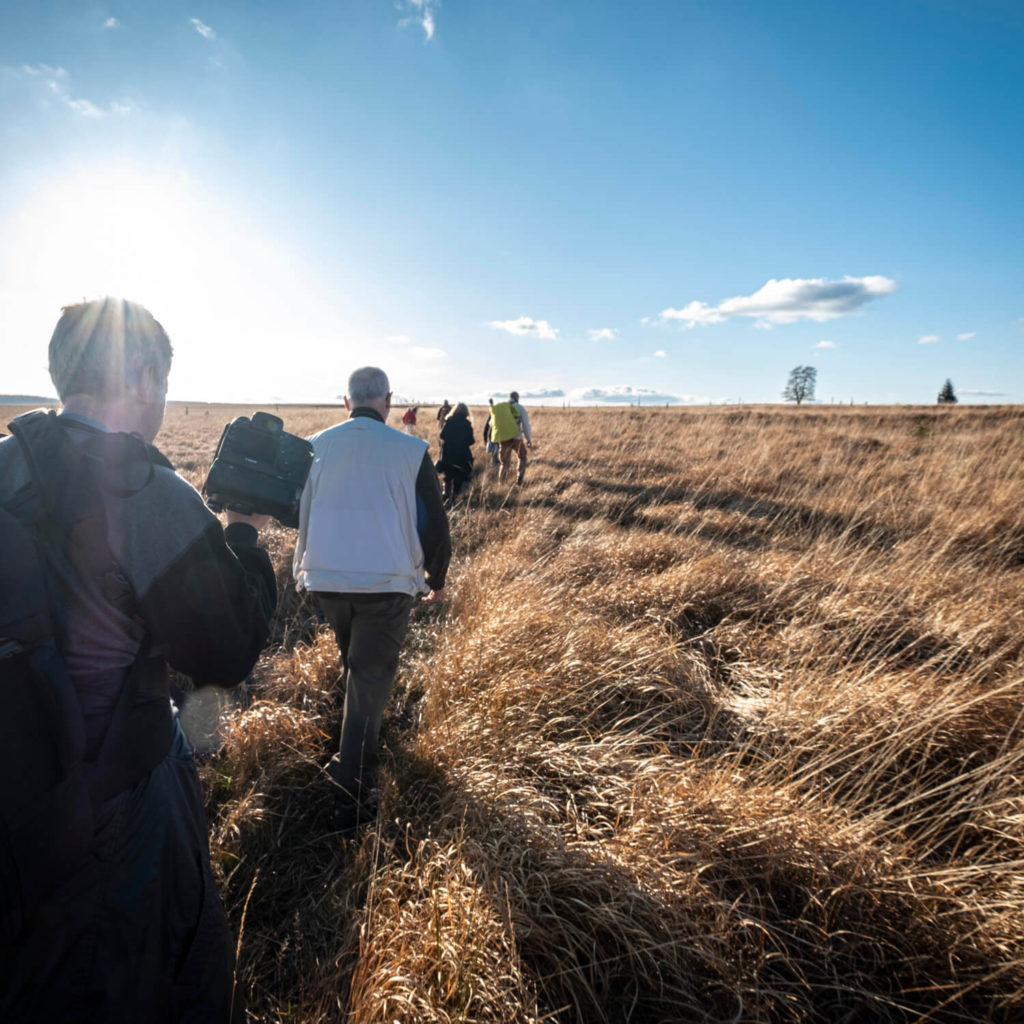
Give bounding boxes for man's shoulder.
[0,432,30,502]
[311,419,428,468]
[331,417,427,447]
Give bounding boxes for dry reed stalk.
[145,402,1024,1022]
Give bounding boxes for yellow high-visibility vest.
[489,401,521,443]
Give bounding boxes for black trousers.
[315,592,414,804]
[2,716,237,1024]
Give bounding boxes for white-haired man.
[293,366,451,831]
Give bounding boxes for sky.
[1,0,1021,406]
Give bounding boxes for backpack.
[0,412,165,943]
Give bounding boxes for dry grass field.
[11,400,1023,1022]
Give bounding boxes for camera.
[202,412,314,528]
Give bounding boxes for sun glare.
[2,165,347,401]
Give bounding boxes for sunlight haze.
[1,1,1021,405]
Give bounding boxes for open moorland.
[10,401,1023,1022]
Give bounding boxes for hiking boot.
[331,792,379,835]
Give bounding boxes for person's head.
[488,397,494,406]
[49,297,173,442]
[510,391,519,403]
[452,402,470,420]
[345,366,391,416]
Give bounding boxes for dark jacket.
[439,415,475,473]
[0,412,276,1022]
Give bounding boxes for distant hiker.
[293,367,451,832]
[483,397,499,466]
[402,405,418,434]
[0,297,277,1022]
[436,399,451,424]
[437,402,476,502]
[492,390,533,484]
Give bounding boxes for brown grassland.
[18,400,1024,1022]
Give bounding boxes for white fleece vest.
[293,416,429,596]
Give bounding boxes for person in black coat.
[437,402,475,502]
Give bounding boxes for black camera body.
[202,412,313,528]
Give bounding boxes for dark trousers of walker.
[314,591,414,806]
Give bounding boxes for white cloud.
[399,0,438,41]
[387,334,412,343]
[573,385,706,405]
[653,349,666,358]
[656,275,898,329]
[918,334,940,344]
[956,331,976,341]
[587,327,618,341]
[815,340,837,349]
[104,17,120,29]
[7,63,132,118]
[657,300,726,328]
[410,346,446,360]
[514,388,565,400]
[190,18,216,40]
[487,316,559,340]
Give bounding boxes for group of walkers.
[0,295,542,1022]
[404,391,534,503]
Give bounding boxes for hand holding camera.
[202,412,314,528]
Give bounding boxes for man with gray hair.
[0,297,276,1022]
[293,366,451,832]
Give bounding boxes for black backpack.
[0,411,167,943]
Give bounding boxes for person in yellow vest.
[490,391,532,484]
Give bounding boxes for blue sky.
[1,0,1021,405]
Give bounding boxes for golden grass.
[10,399,1022,1021]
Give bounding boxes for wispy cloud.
[487,316,559,341]
[653,349,666,358]
[574,385,705,405]
[587,327,618,341]
[815,340,837,349]
[190,17,216,40]
[387,334,412,343]
[959,390,1006,397]
[514,388,565,400]
[8,63,132,118]
[956,331,976,341]
[104,17,119,29]
[410,346,446,360]
[398,0,438,41]
[918,334,940,344]
[654,275,898,329]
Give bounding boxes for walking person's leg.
[324,593,414,821]
[451,465,470,498]
[499,441,514,483]
[515,439,528,484]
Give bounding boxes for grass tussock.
[87,400,1024,1021]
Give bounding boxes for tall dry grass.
[11,399,1021,1021]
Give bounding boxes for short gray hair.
[49,297,172,400]
[347,366,390,404]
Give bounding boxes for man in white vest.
[293,366,451,831]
